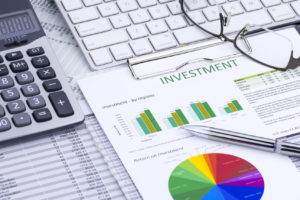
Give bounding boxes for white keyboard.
[55,0,300,71]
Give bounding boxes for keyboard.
[55,0,300,71]
[0,0,84,142]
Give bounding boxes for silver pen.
[181,125,300,157]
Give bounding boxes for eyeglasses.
[179,0,300,71]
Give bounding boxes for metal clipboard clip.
[127,36,252,80]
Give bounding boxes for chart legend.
[220,100,243,114]
[169,153,264,200]
[165,109,189,128]
[189,101,216,121]
[133,109,162,135]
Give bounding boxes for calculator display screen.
[0,12,39,39]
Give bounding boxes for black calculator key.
[37,67,56,80]
[12,113,32,127]
[7,100,26,114]
[0,64,8,76]
[27,47,44,57]
[0,76,14,89]
[2,88,20,101]
[33,108,52,122]
[5,51,23,61]
[49,91,74,117]
[21,83,40,97]
[10,60,28,73]
[31,56,50,68]
[0,56,3,63]
[27,95,46,109]
[16,71,34,85]
[0,105,5,117]
[43,79,62,92]
[0,117,11,132]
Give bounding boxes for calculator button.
[49,91,74,117]
[10,60,28,73]
[27,95,46,109]
[0,64,8,76]
[7,100,26,114]
[33,108,52,122]
[0,105,5,117]
[5,51,23,61]
[21,83,40,97]
[2,88,20,101]
[37,67,56,80]
[12,113,32,127]
[43,79,62,92]
[0,56,3,63]
[0,76,14,89]
[27,47,45,57]
[16,71,34,85]
[0,117,11,132]
[31,56,50,68]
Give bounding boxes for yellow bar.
[171,113,184,126]
[196,103,210,119]
[228,103,238,112]
[140,113,156,133]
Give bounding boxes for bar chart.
[220,100,243,114]
[166,109,189,128]
[133,109,162,135]
[189,101,216,121]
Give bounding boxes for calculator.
[0,0,84,142]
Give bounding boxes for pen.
[181,125,300,157]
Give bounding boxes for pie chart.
[168,153,264,200]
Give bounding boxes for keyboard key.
[147,20,168,34]
[0,105,5,117]
[37,67,56,80]
[27,47,44,57]
[33,108,52,122]
[98,3,119,17]
[7,100,26,114]
[174,26,210,44]
[150,33,177,50]
[10,60,28,73]
[69,7,99,24]
[223,2,244,15]
[2,88,20,101]
[0,64,8,76]
[110,43,133,60]
[129,10,151,24]
[0,117,11,132]
[61,0,83,11]
[269,4,296,21]
[148,5,170,19]
[186,10,206,25]
[0,76,14,89]
[292,1,300,15]
[158,0,174,3]
[208,0,226,5]
[83,29,129,50]
[241,0,262,11]
[5,51,23,61]
[43,79,62,92]
[184,0,208,10]
[203,6,220,21]
[49,91,74,117]
[166,15,188,30]
[130,39,153,55]
[90,49,113,65]
[137,0,157,7]
[110,14,131,28]
[83,0,102,6]
[12,113,32,127]
[261,0,281,7]
[27,95,46,109]
[117,0,138,12]
[76,19,111,37]
[167,2,182,15]
[21,84,40,97]
[15,71,34,85]
[127,25,149,39]
[31,56,50,68]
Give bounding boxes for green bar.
[224,107,232,113]
[196,103,210,119]
[202,102,216,118]
[191,104,205,120]
[232,100,243,111]
[144,110,162,132]
[137,117,150,134]
[168,117,178,128]
[175,109,189,125]
[228,103,238,112]
[140,113,156,133]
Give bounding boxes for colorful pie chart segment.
[168,153,264,200]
